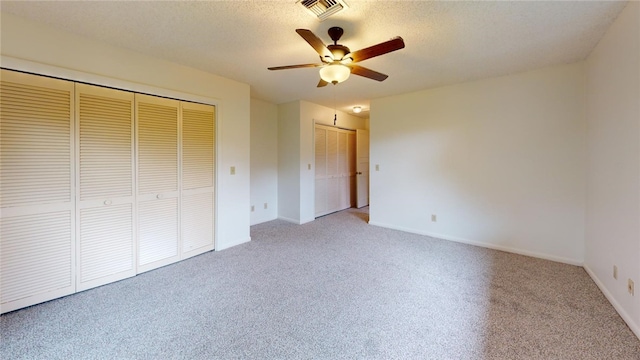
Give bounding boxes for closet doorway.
[314,124,357,217]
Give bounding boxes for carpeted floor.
[1,207,639,359]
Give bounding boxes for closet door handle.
[104,200,112,206]
[156,193,164,199]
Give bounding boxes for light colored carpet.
[1,207,639,359]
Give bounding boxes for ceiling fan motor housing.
[328,26,344,43]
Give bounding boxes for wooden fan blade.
[317,79,329,87]
[268,63,324,70]
[345,37,405,63]
[350,65,389,81]
[296,29,333,60]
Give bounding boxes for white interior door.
[356,129,370,208]
[136,94,180,273]
[76,83,135,291]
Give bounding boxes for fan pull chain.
[333,84,337,126]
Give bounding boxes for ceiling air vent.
[298,0,349,21]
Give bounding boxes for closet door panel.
[315,127,327,178]
[182,105,214,190]
[0,70,75,314]
[326,130,338,177]
[338,132,348,175]
[314,126,327,216]
[138,198,179,267]
[315,178,327,216]
[136,95,180,272]
[79,204,133,285]
[327,177,341,213]
[181,102,215,257]
[326,129,340,213]
[339,176,350,210]
[182,191,213,255]
[76,84,135,290]
[1,75,73,208]
[1,212,73,311]
[137,97,179,196]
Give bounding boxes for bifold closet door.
[76,84,135,291]
[181,102,215,258]
[315,125,356,218]
[315,126,328,216]
[136,94,180,273]
[337,131,350,210]
[326,129,341,213]
[0,70,75,313]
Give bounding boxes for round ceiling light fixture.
[353,106,362,114]
[319,64,351,84]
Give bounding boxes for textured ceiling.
[0,1,628,117]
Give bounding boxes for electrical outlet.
[431,214,437,222]
[613,265,618,280]
[308,163,311,170]
[251,205,255,212]
[264,203,268,209]
[230,166,236,175]
[629,279,635,296]
[375,164,380,171]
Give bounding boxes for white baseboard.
[278,216,301,224]
[367,221,583,266]
[250,215,278,226]
[584,265,640,340]
[215,236,250,251]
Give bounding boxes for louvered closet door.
[326,129,340,213]
[136,94,179,273]
[315,125,357,218]
[76,84,135,291]
[337,131,350,210]
[314,126,328,216]
[0,70,75,314]
[181,102,215,258]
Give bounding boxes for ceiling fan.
[268,27,405,87]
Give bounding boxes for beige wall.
[585,1,640,338]
[1,12,251,250]
[250,98,279,225]
[370,62,586,265]
[277,101,302,223]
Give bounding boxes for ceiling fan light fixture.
[320,64,350,84]
[353,106,362,113]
